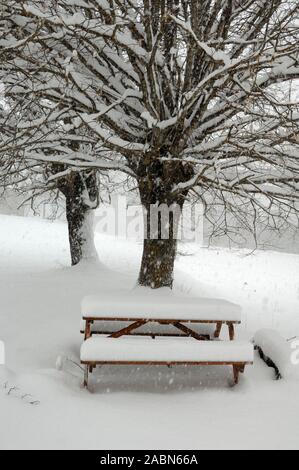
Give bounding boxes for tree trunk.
[137,158,193,289]
[66,196,98,266]
[59,171,99,266]
[138,237,178,289]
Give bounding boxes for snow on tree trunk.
[61,171,99,266]
[79,210,99,264]
[66,202,98,266]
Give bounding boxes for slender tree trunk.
[59,171,99,266]
[66,195,98,266]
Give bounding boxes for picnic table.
[81,293,242,339]
[80,292,253,388]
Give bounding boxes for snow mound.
[254,329,299,380]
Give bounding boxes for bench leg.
[228,323,235,341]
[84,320,92,340]
[214,322,222,339]
[233,365,240,385]
[84,365,89,388]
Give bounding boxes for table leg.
[171,322,210,341]
[109,319,148,338]
[228,323,235,341]
[84,365,89,388]
[233,365,240,385]
[214,322,222,339]
[84,320,92,340]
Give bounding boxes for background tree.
[0,146,100,265]
[1,0,298,287]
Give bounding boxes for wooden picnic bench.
[80,294,253,388]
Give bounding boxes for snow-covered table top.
[81,292,242,323]
[81,337,253,363]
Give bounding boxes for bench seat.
[81,337,254,364]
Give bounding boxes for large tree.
[1,0,298,287]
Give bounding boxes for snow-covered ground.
[0,214,299,450]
